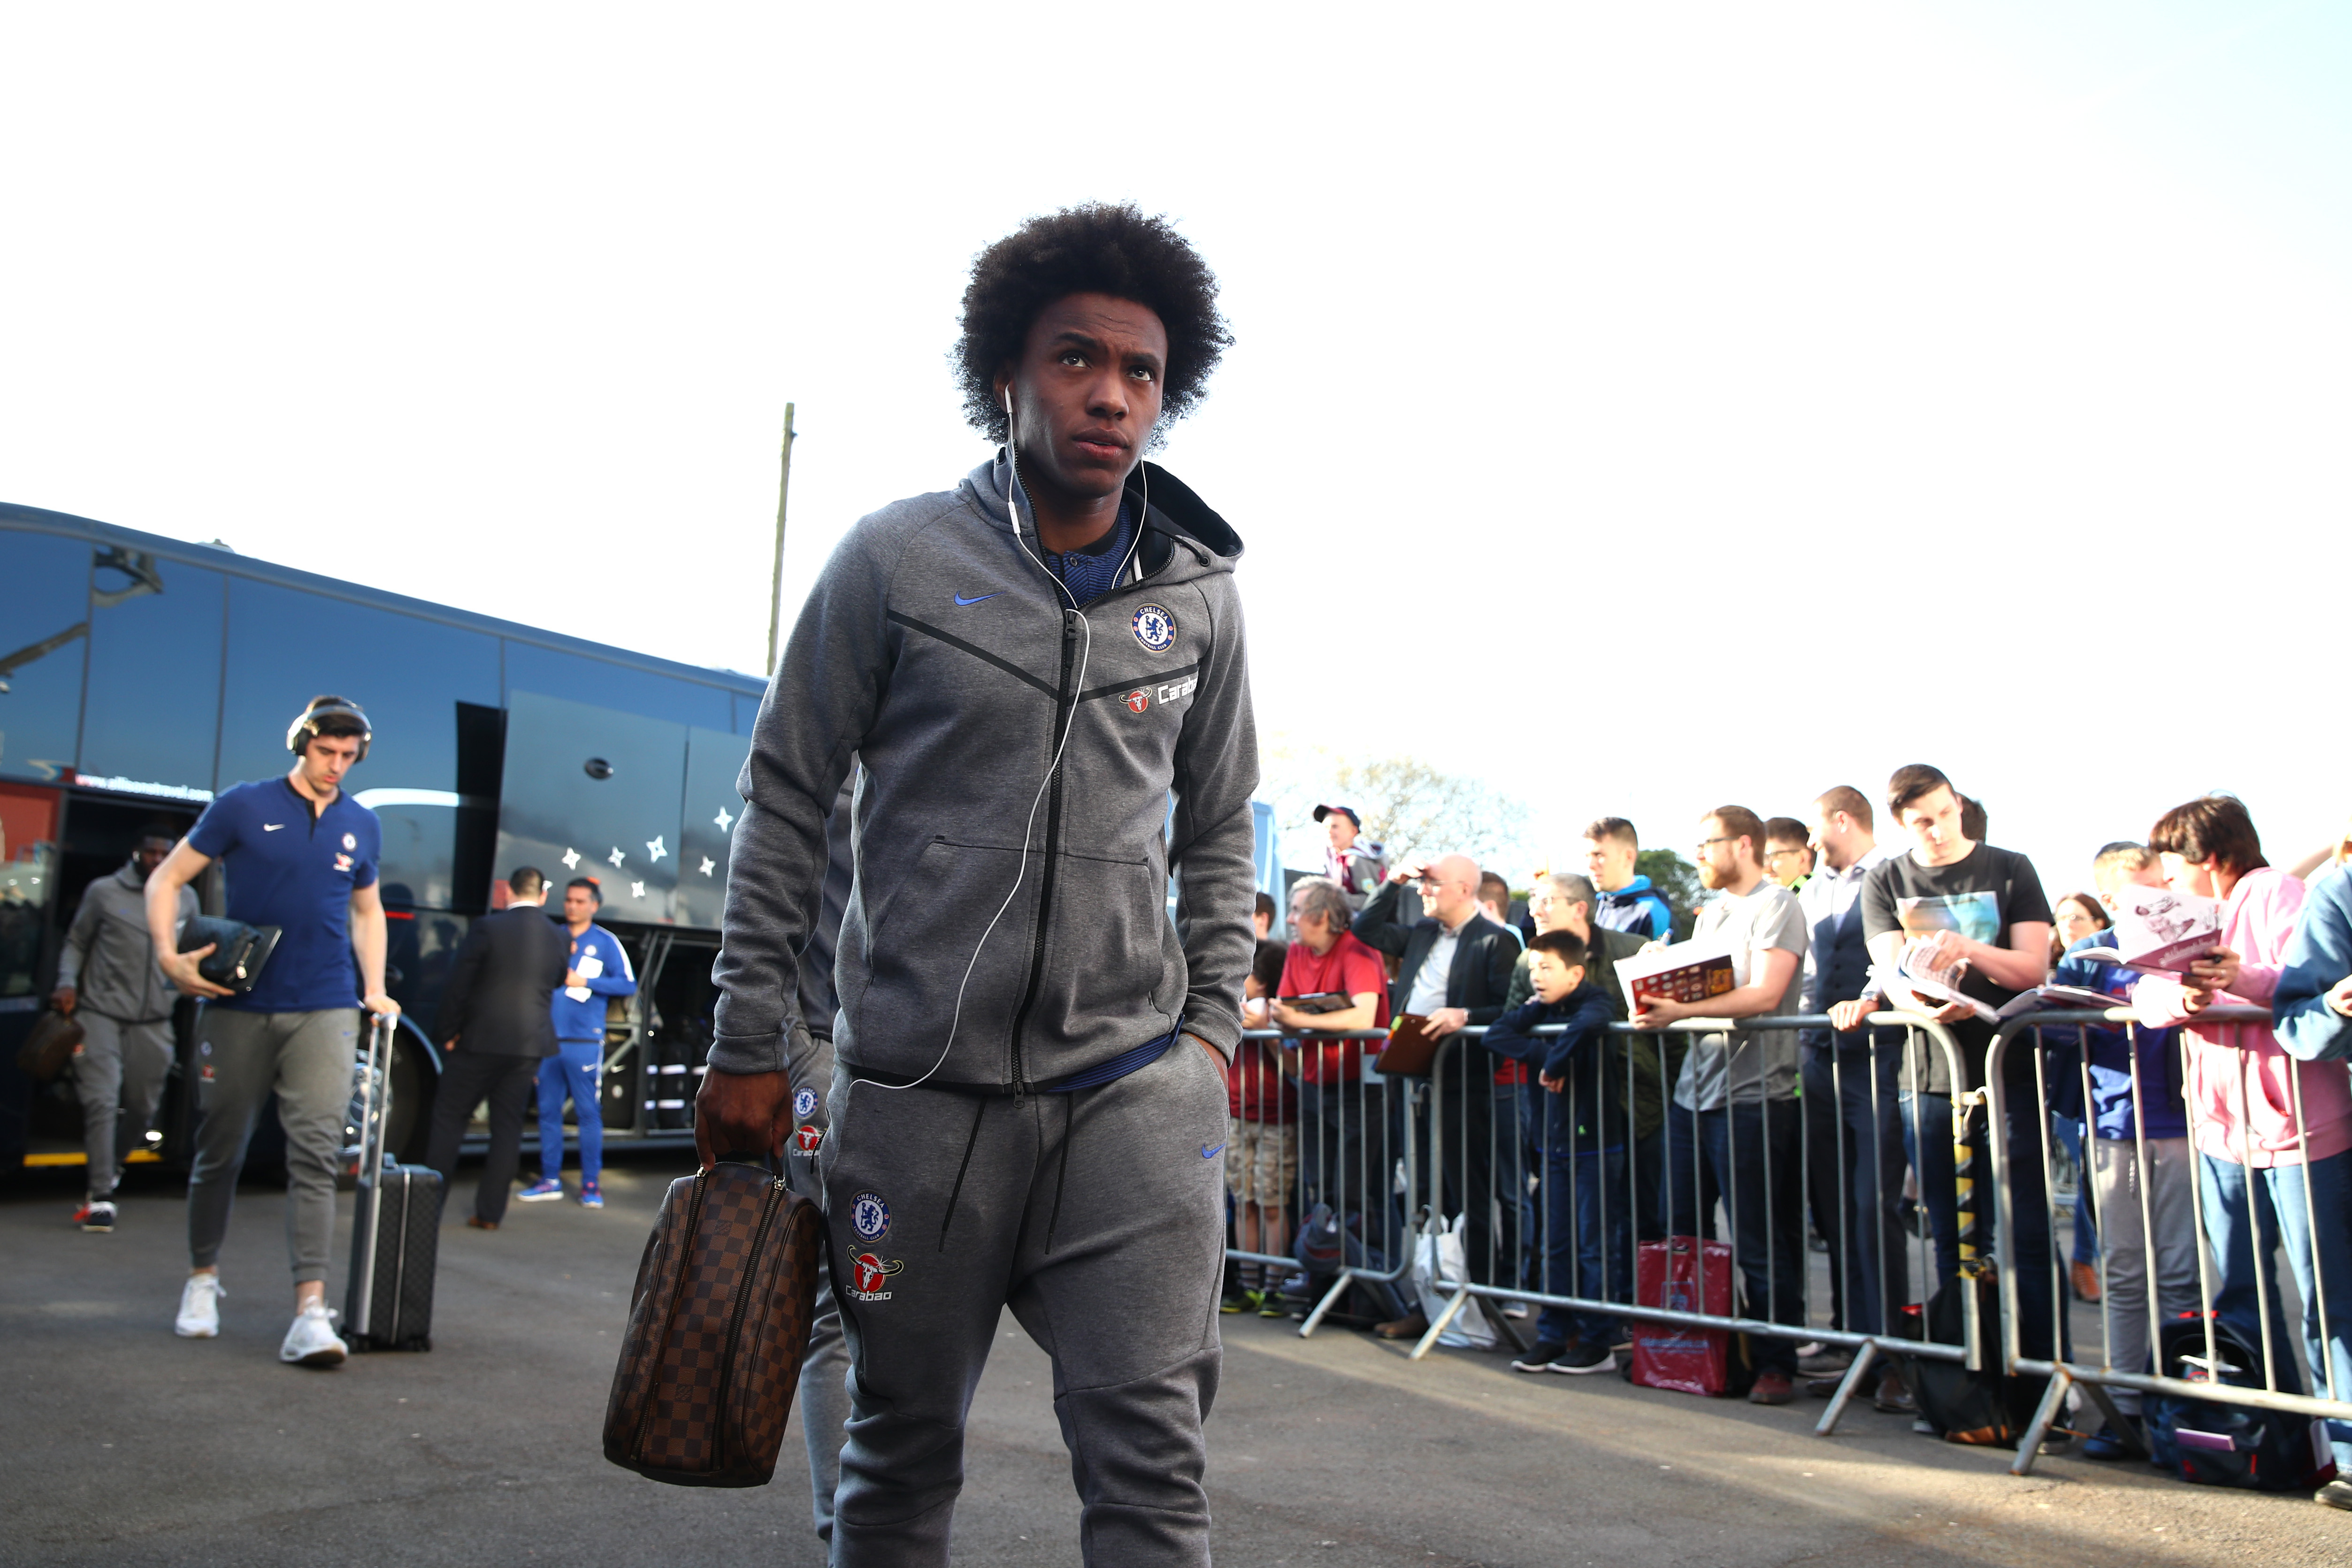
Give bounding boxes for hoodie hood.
[962,454,1242,583]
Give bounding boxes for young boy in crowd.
[2049,842,2194,1459]
[1225,938,1297,1313]
[1486,929,1626,1377]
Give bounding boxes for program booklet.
[1617,939,1736,1013]
[1884,937,2005,1021]
[2099,886,2225,975]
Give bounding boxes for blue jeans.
[2052,1113,2098,1265]
[1665,1098,1805,1375]
[2199,1151,2352,1467]
[1536,1140,1630,1348]
[1902,1089,2059,1361]
[537,1039,604,1185]
[1803,1040,1909,1336]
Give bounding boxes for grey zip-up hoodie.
[59,858,197,1024]
[709,455,1259,1091]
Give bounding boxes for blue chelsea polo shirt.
[186,777,383,1013]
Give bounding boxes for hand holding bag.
[603,1156,826,1486]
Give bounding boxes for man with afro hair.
[700,203,1256,1567]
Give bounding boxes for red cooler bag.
[1630,1237,1732,1396]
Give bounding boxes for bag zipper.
[629,1170,710,1463]
[708,1175,789,1473]
[1005,609,1080,1100]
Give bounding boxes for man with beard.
[53,823,197,1231]
[1632,805,1810,1404]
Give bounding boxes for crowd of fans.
[1226,764,2352,1512]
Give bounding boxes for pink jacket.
[2136,867,2352,1167]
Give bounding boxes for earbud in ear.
[1002,386,1013,416]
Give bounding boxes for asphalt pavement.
[5,1152,2348,1567]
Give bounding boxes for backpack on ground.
[1898,1274,2045,1446]
[2145,1313,2337,1493]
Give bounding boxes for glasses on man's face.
[1763,848,1804,863]
[1695,836,1735,854]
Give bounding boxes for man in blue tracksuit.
[518,876,636,1209]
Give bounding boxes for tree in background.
[1257,741,1533,872]
[1636,848,1704,941]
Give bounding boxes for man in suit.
[425,866,569,1230]
[1354,851,1522,1332]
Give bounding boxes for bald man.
[1354,853,1525,1326]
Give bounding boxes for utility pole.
[764,402,797,674]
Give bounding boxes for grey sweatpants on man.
[2088,1134,2201,1416]
[815,1037,1228,1567]
[187,1008,360,1285]
[74,1013,175,1200]
[792,1028,851,1545]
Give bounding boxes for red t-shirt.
[1227,1037,1297,1123]
[1279,933,1392,1085]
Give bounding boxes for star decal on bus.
[561,847,581,870]
[608,847,626,867]
[714,805,735,832]
[698,857,716,876]
[646,835,667,862]
[630,881,645,899]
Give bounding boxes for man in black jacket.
[1355,853,1521,1328]
[425,866,568,1229]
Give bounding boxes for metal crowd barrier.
[1225,1027,1417,1337]
[1987,1005,2352,1477]
[1226,1012,1995,1439]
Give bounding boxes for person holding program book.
[1832,763,2059,1372]
[2046,841,2194,1462]
[1488,928,1637,1378]
[1632,806,1810,1406]
[2127,795,2352,1506]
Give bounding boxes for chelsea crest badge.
[1131,603,1176,652]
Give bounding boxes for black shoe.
[1512,1340,1570,1373]
[1548,1340,1616,1376]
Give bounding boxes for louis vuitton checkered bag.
[603,1158,826,1486]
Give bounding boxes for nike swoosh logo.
[263,824,285,831]
[1201,1143,1226,1159]
[954,591,1000,606]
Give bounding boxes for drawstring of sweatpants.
[937,1097,988,1253]
[1044,1093,1075,1255]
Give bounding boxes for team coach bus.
[0,502,1280,1175]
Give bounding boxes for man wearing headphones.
[698,204,1256,1568]
[146,695,398,1366]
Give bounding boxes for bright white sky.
[6,2,2346,890]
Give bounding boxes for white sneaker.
[176,1273,225,1338]
[279,1302,348,1367]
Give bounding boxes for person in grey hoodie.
[53,826,197,1231]
[697,203,1256,1568]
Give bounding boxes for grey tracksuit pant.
[817,1038,1228,1568]
[187,1008,360,1284]
[74,1012,175,1200]
[2088,1134,2201,1416]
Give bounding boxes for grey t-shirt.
[1672,881,1809,1110]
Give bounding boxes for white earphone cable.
[849,388,1147,1098]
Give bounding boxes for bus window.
[495,691,687,926]
[503,642,732,733]
[216,579,499,908]
[0,529,92,784]
[673,725,751,929]
[0,782,61,998]
[78,550,226,800]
